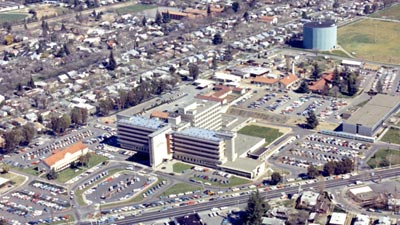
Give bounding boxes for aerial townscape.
[0,0,400,224]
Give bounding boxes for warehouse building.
[342,94,400,137]
[303,21,337,51]
[117,115,172,168]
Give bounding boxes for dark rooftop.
[304,21,336,28]
[174,213,203,225]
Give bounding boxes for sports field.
[371,4,400,20]
[338,19,400,64]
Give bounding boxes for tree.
[37,113,44,123]
[211,56,218,70]
[106,50,117,71]
[333,0,340,8]
[71,107,83,126]
[169,65,176,75]
[323,161,336,176]
[243,11,250,22]
[301,11,308,19]
[232,2,240,13]
[332,66,341,87]
[270,172,282,185]
[3,22,11,33]
[311,63,322,80]
[188,63,199,80]
[1,164,10,174]
[212,33,223,45]
[79,153,91,167]
[363,5,371,14]
[347,75,358,96]
[21,124,35,146]
[248,0,256,8]
[224,46,233,61]
[60,23,67,32]
[207,4,211,17]
[27,76,35,88]
[295,80,309,93]
[3,129,22,153]
[155,10,162,26]
[162,10,170,23]
[142,16,147,26]
[376,79,383,93]
[98,97,114,116]
[50,114,71,135]
[245,189,269,225]
[306,111,319,129]
[46,168,58,180]
[307,165,319,179]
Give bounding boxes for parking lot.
[84,171,154,204]
[273,134,371,170]
[0,181,70,224]
[234,89,348,122]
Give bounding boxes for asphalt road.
[78,167,400,225]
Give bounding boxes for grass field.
[238,125,283,145]
[371,4,400,20]
[56,154,108,183]
[338,19,400,64]
[322,49,350,58]
[0,172,26,187]
[367,149,400,168]
[161,183,201,197]
[0,13,27,23]
[173,162,193,173]
[191,176,251,187]
[114,4,156,14]
[381,127,400,144]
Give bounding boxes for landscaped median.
[160,183,202,198]
[190,175,251,188]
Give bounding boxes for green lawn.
[0,172,26,187]
[75,168,123,206]
[238,125,283,145]
[371,4,400,20]
[0,13,27,23]
[367,149,400,168]
[12,166,40,176]
[172,162,192,173]
[381,127,400,144]
[191,176,251,187]
[114,4,156,14]
[338,19,400,64]
[56,154,108,183]
[161,183,201,197]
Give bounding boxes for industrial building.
[342,94,400,137]
[303,21,337,51]
[117,115,172,168]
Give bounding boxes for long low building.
[39,142,89,172]
[342,94,400,137]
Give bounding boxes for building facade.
[117,116,172,168]
[40,142,89,172]
[170,127,234,168]
[178,100,222,130]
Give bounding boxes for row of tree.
[307,157,354,178]
[50,107,89,135]
[0,124,35,153]
[98,77,178,116]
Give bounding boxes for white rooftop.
[0,177,10,186]
[177,127,222,142]
[329,212,347,225]
[349,186,373,195]
[119,116,166,130]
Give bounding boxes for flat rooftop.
[345,94,400,127]
[221,157,264,172]
[235,134,265,156]
[119,116,166,130]
[174,213,204,225]
[176,127,226,142]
